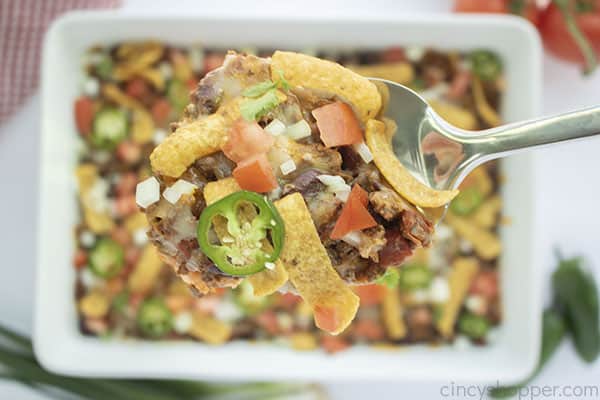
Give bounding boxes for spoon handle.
[443,105,600,166]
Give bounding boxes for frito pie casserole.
[74,43,503,348]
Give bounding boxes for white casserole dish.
[35,11,542,382]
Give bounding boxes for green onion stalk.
[0,325,324,400]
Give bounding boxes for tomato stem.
[552,0,597,75]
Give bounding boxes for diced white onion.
[214,300,243,322]
[265,119,286,136]
[173,311,193,334]
[276,313,293,331]
[92,150,111,164]
[317,174,351,202]
[268,186,282,201]
[153,128,167,145]
[79,230,96,248]
[80,268,101,288]
[341,231,363,247]
[265,262,276,270]
[158,61,173,80]
[429,276,450,303]
[163,179,197,205]
[412,289,429,303]
[82,77,100,97]
[279,159,297,175]
[133,228,148,246]
[419,82,449,101]
[317,174,346,188]
[135,177,160,208]
[465,294,485,314]
[285,119,311,140]
[88,179,110,213]
[405,46,425,62]
[453,335,472,351]
[188,46,205,73]
[434,223,453,241]
[459,239,473,253]
[353,141,373,164]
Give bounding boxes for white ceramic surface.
[35,11,542,382]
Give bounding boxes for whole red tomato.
[454,0,541,25]
[540,0,600,65]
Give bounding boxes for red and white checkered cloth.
[0,0,121,124]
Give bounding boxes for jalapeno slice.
[137,297,173,339]
[197,190,285,276]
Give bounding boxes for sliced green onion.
[240,89,282,121]
[242,80,276,98]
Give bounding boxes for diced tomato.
[194,296,220,314]
[321,334,350,354]
[312,102,364,147]
[353,319,385,341]
[277,292,302,309]
[115,172,139,197]
[187,78,198,91]
[151,99,172,125]
[74,96,94,136]
[125,247,141,266]
[382,47,406,63]
[379,227,414,267]
[314,305,339,333]
[222,119,274,163]
[446,69,472,100]
[257,310,280,335]
[105,277,124,295]
[125,78,150,99]
[128,293,144,310]
[353,284,386,306]
[115,195,138,217]
[165,295,192,313]
[110,226,132,247]
[330,184,377,240]
[116,141,142,164]
[469,270,499,300]
[232,154,278,193]
[204,53,226,72]
[73,248,88,269]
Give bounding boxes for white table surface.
[1,1,599,398]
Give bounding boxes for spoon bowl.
[373,78,600,195]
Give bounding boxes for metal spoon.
[373,78,600,196]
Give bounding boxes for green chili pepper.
[197,191,285,276]
[88,238,125,279]
[137,298,173,339]
[490,310,566,398]
[398,264,432,291]
[112,290,130,314]
[552,256,600,362]
[91,108,128,150]
[457,312,490,340]
[167,79,189,113]
[95,55,113,80]
[450,186,483,216]
[234,280,271,316]
[469,50,502,81]
[376,268,400,288]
